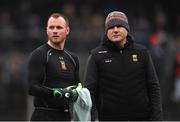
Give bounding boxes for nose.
[113,26,118,31]
[53,31,58,35]
[53,28,58,34]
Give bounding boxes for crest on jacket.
[132,54,138,62]
[59,57,67,70]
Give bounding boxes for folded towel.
[72,86,92,121]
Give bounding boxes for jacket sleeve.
[83,54,99,120]
[145,49,163,120]
[28,49,53,98]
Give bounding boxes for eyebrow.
[48,25,63,29]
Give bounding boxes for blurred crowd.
[0,0,180,120]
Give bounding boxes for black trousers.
[30,108,71,121]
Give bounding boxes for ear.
[66,27,70,35]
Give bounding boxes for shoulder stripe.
[64,49,77,68]
[46,49,52,64]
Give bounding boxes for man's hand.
[52,85,78,101]
[63,85,78,102]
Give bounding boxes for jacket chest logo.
[59,57,67,70]
[105,59,112,63]
[98,50,108,54]
[132,54,138,62]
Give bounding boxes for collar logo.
[132,54,138,62]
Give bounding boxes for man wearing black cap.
[83,11,163,121]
